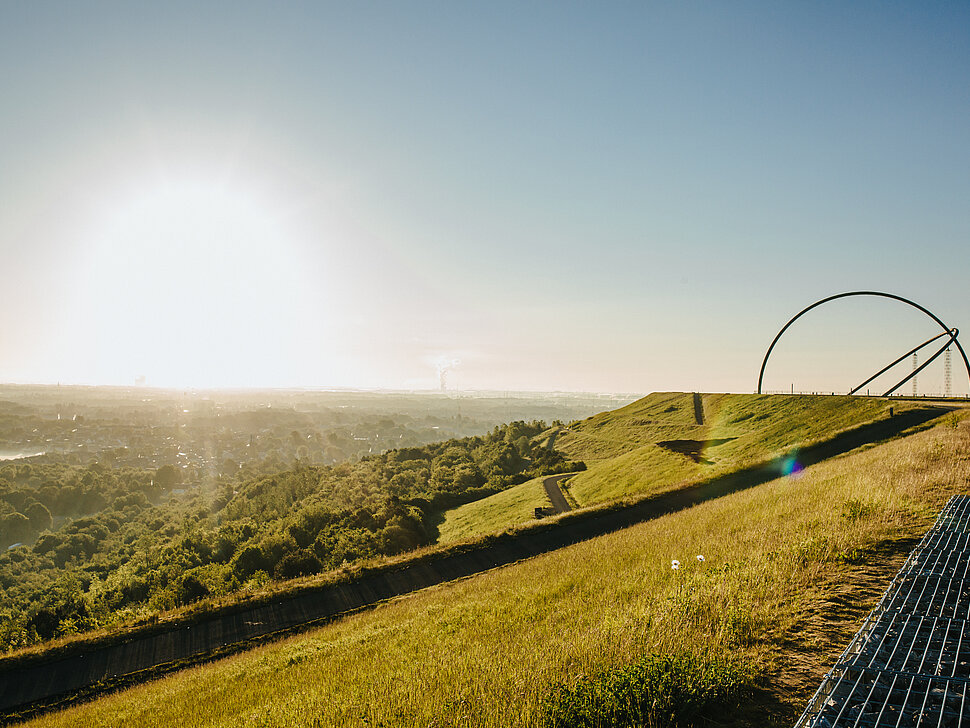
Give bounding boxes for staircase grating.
[795,495,970,727]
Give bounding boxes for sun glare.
[67,177,329,388]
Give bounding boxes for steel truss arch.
[756,291,970,396]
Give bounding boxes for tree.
[1,512,30,544]
[178,573,209,605]
[274,550,322,579]
[155,464,181,490]
[379,522,421,555]
[25,502,52,533]
[232,545,268,580]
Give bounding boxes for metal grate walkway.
[795,495,970,727]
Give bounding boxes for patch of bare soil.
[656,438,736,464]
[718,537,919,728]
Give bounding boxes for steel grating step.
[804,668,967,728]
[850,614,970,679]
[930,499,970,534]
[876,576,970,621]
[795,495,970,727]
[909,534,970,560]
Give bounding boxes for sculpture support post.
[757,292,970,396]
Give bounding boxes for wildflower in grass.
[696,554,705,562]
[671,560,680,570]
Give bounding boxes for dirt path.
[544,427,561,451]
[725,538,918,727]
[692,392,704,425]
[542,474,573,514]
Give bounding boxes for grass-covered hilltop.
[440,392,914,541]
[4,391,967,727]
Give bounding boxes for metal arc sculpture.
[757,291,970,396]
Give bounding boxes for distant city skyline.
[2,2,968,394]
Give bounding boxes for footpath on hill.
[693,391,705,424]
[542,474,573,514]
[0,405,949,723]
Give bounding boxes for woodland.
[0,388,596,651]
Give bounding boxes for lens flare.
[780,455,803,478]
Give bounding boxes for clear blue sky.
[2,2,969,394]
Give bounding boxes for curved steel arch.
[757,291,970,395]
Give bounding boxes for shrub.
[274,550,323,579]
[177,574,210,605]
[232,545,269,580]
[539,652,749,728]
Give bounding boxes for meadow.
[436,474,550,543]
[22,403,969,727]
[563,393,908,506]
[437,392,918,541]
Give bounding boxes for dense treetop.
[0,417,583,651]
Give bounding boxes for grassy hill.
[437,393,914,540]
[22,403,969,728]
[436,474,551,543]
[559,393,909,505]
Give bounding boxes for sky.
[2,2,969,395]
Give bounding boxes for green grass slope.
[439,394,913,538]
[554,391,705,461]
[26,410,970,728]
[563,393,908,506]
[436,475,549,543]
[564,443,700,505]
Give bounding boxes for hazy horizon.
[0,380,644,397]
[3,3,969,395]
